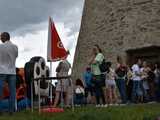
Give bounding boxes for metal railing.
[31,75,74,113]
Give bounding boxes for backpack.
[115,65,127,78]
[99,59,109,73]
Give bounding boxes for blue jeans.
[0,74,16,113]
[116,78,127,103]
[74,94,85,105]
[131,81,143,102]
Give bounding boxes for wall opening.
[126,46,160,66]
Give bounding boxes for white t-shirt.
[0,41,18,74]
[75,86,85,94]
[131,64,141,81]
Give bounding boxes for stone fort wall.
[72,0,160,79]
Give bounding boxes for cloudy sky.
[0,0,84,75]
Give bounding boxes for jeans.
[126,80,133,101]
[74,94,85,105]
[0,74,16,113]
[156,79,160,101]
[131,81,143,102]
[116,78,127,103]
[93,75,106,105]
[85,85,94,97]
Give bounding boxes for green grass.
[0,104,160,120]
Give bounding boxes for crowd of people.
[74,45,160,107]
[0,31,160,114]
[52,44,160,108]
[51,44,160,107]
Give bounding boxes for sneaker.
[95,104,101,107]
[148,101,156,104]
[101,104,105,107]
[109,103,113,106]
[75,104,81,107]
[65,105,71,108]
[113,103,119,106]
[104,104,108,107]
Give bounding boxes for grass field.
[0,103,160,120]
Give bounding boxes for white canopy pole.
[50,62,53,105]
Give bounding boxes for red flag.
[47,17,68,62]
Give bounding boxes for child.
[74,79,85,106]
[105,62,117,105]
[83,67,94,104]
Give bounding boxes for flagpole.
[47,17,69,108]
[50,62,53,105]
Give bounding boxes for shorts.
[56,79,69,92]
[105,80,116,88]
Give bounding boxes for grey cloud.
[13,22,48,36]
[63,5,84,36]
[0,0,84,36]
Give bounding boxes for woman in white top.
[131,59,143,103]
